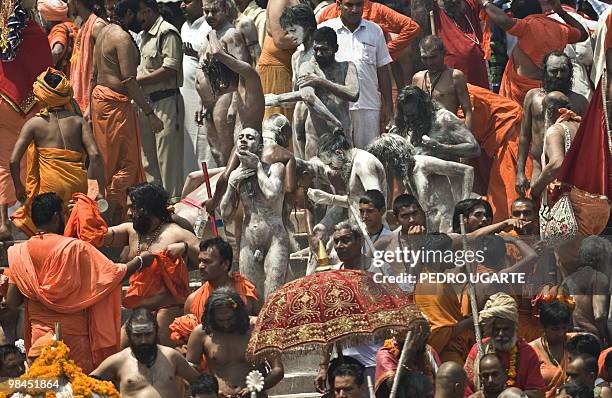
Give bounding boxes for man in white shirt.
[318,0,393,149]
[180,0,214,176]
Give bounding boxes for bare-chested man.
[9,69,105,236]
[267,18,359,160]
[91,308,200,398]
[563,236,611,345]
[412,35,473,131]
[228,0,262,66]
[220,128,288,298]
[306,131,387,244]
[187,287,284,397]
[91,6,164,224]
[392,85,480,162]
[196,0,253,166]
[515,51,588,196]
[102,183,200,345]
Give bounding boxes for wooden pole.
[367,375,376,398]
[54,322,62,341]
[429,10,437,36]
[201,162,218,237]
[389,331,412,398]
[459,215,483,360]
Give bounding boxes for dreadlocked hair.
[201,57,237,96]
[395,85,434,142]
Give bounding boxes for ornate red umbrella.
[246,269,423,361]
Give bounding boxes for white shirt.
[180,16,211,91]
[318,17,392,111]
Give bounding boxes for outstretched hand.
[307,188,334,206]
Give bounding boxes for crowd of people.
[0,0,611,396]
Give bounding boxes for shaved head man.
[435,362,467,398]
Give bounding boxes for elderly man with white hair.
[463,293,546,398]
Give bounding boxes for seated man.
[464,293,546,397]
[566,354,612,398]
[0,344,25,382]
[10,68,105,236]
[468,354,510,398]
[186,287,284,395]
[91,308,200,397]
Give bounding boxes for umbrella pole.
[367,375,376,398]
[459,215,483,360]
[389,331,412,398]
[347,204,378,258]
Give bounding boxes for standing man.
[137,0,185,202]
[358,190,392,246]
[69,0,108,113]
[180,0,213,177]
[411,0,489,89]
[0,0,53,241]
[480,0,588,104]
[38,0,76,75]
[318,0,393,149]
[91,1,163,224]
[6,193,155,373]
[317,0,421,87]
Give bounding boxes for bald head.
[434,362,466,398]
[419,35,445,53]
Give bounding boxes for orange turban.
[169,314,199,345]
[37,0,69,22]
[33,67,80,116]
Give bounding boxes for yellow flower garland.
[0,341,119,398]
[506,345,518,387]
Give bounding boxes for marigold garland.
[0,341,119,398]
[506,345,518,387]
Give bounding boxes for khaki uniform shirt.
[138,16,184,95]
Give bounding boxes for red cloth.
[463,337,546,396]
[434,0,489,88]
[63,193,108,247]
[558,80,611,198]
[123,253,191,309]
[0,20,52,114]
[317,0,421,61]
[7,234,126,372]
[599,347,612,382]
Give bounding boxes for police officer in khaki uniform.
[136,0,184,201]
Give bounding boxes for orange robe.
[599,347,612,382]
[90,85,145,217]
[499,15,582,104]
[123,253,191,310]
[189,272,258,320]
[467,83,532,221]
[70,14,103,111]
[529,334,577,398]
[48,22,77,76]
[7,233,126,373]
[414,268,471,363]
[0,21,52,206]
[258,35,294,122]
[11,146,88,236]
[63,193,108,247]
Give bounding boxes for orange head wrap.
[169,314,199,345]
[37,0,69,22]
[33,67,80,116]
[556,108,582,124]
[531,284,576,317]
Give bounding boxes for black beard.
[543,74,572,94]
[129,20,142,33]
[131,344,158,366]
[315,56,333,68]
[132,214,151,234]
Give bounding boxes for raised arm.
[266,0,299,50]
[209,31,265,129]
[80,120,106,199]
[516,90,535,196]
[476,0,516,31]
[550,0,588,42]
[103,223,132,248]
[9,119,36,202]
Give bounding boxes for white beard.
[492,332,518,352]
